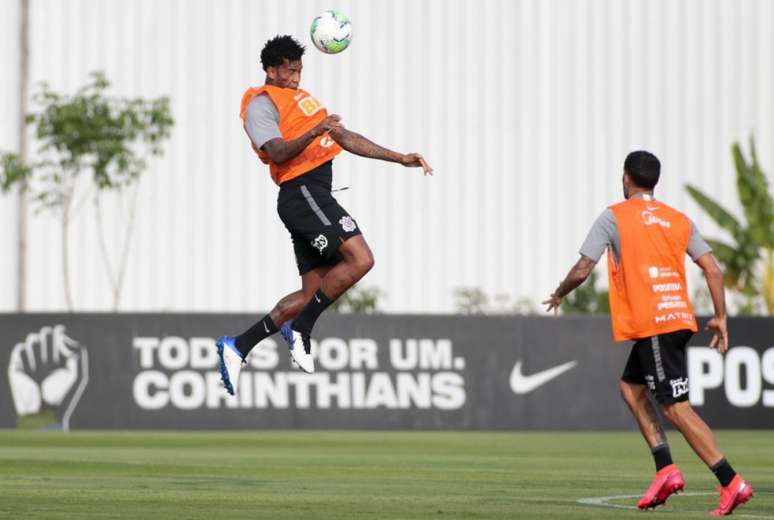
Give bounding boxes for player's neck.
[629,190,655,201]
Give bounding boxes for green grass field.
[0,430,771,519]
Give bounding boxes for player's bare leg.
[620,381,685,509]
[661,401,753,515]
[619,381,667,449]
[319,235,375,298]
[661,401,723,466]
[269,265,333,326]
[282,235,375,373]
[215,265,333,393]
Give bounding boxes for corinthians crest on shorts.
[339,215,357,233]
[311,234,328,254]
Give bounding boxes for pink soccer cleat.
[637,464,685,510]
[711,474,753,516]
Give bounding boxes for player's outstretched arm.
[695,252,728,353]
[262,114,344,164]
[329,128,433,175]
[542,255,597,315]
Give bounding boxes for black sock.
[710,458,737,487]
[234,315,278,357]
[651,444,673,471]
[292,289,334,335]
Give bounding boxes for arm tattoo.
[554,256,597,298]
[570,257,596,279]
[262,133,317,164]
[330,128,403,163]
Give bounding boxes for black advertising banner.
[0,314,771,430]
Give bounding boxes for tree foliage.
[1,72,174,309]
[685,137,774,315]
[329,286,386,314]
[452,288,537,315]
[2,72,173,206]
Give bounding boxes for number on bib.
[298,96,323,116]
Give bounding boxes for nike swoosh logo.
[509,360,578,395]
[314,294,321,303]
[263,322,270,333]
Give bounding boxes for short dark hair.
[624,150,660,189]
[260,35,305,71]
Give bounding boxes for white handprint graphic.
[7,325,89,431]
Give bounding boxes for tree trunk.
[62,188,74,311]
[16,0,30,310]
[95,183,141,311]
[114,183,140,311]
[94,197,118,308]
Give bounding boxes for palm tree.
[685,137,774,315]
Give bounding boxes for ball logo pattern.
[310,10,352,54]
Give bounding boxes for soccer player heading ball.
[215,35,432,392]
[544,151,753,516]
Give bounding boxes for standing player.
[543,151,753,516]
[216,35,432,394]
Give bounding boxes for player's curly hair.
[260,35,305,71]
[624,151,661,189]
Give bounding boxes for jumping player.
[543,151,753,516]
[216,35,432,394]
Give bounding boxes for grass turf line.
[0,430,771,519]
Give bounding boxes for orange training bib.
[240,85,342,185]
[607,199,698,341]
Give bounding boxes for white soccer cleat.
[216,336,245,395]
[280,322,315,374]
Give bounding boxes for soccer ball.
[310,10,352,54]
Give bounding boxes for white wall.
[0,0,22,310]
[0,0,772,313]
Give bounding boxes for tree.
[0,72,174,310]
[685,137,774,315]
[328,285,386,313]
[452,288,537,315]
[452,287,489,315]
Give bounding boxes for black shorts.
[621,329,693,404]
[277,164,362,275]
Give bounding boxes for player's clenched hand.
[400,153,433,175]
[542,294,562,316]
[312,114,344,137]
[706,315,728,354]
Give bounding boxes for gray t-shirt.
[579,207,712,264]
[244,94,281,150]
